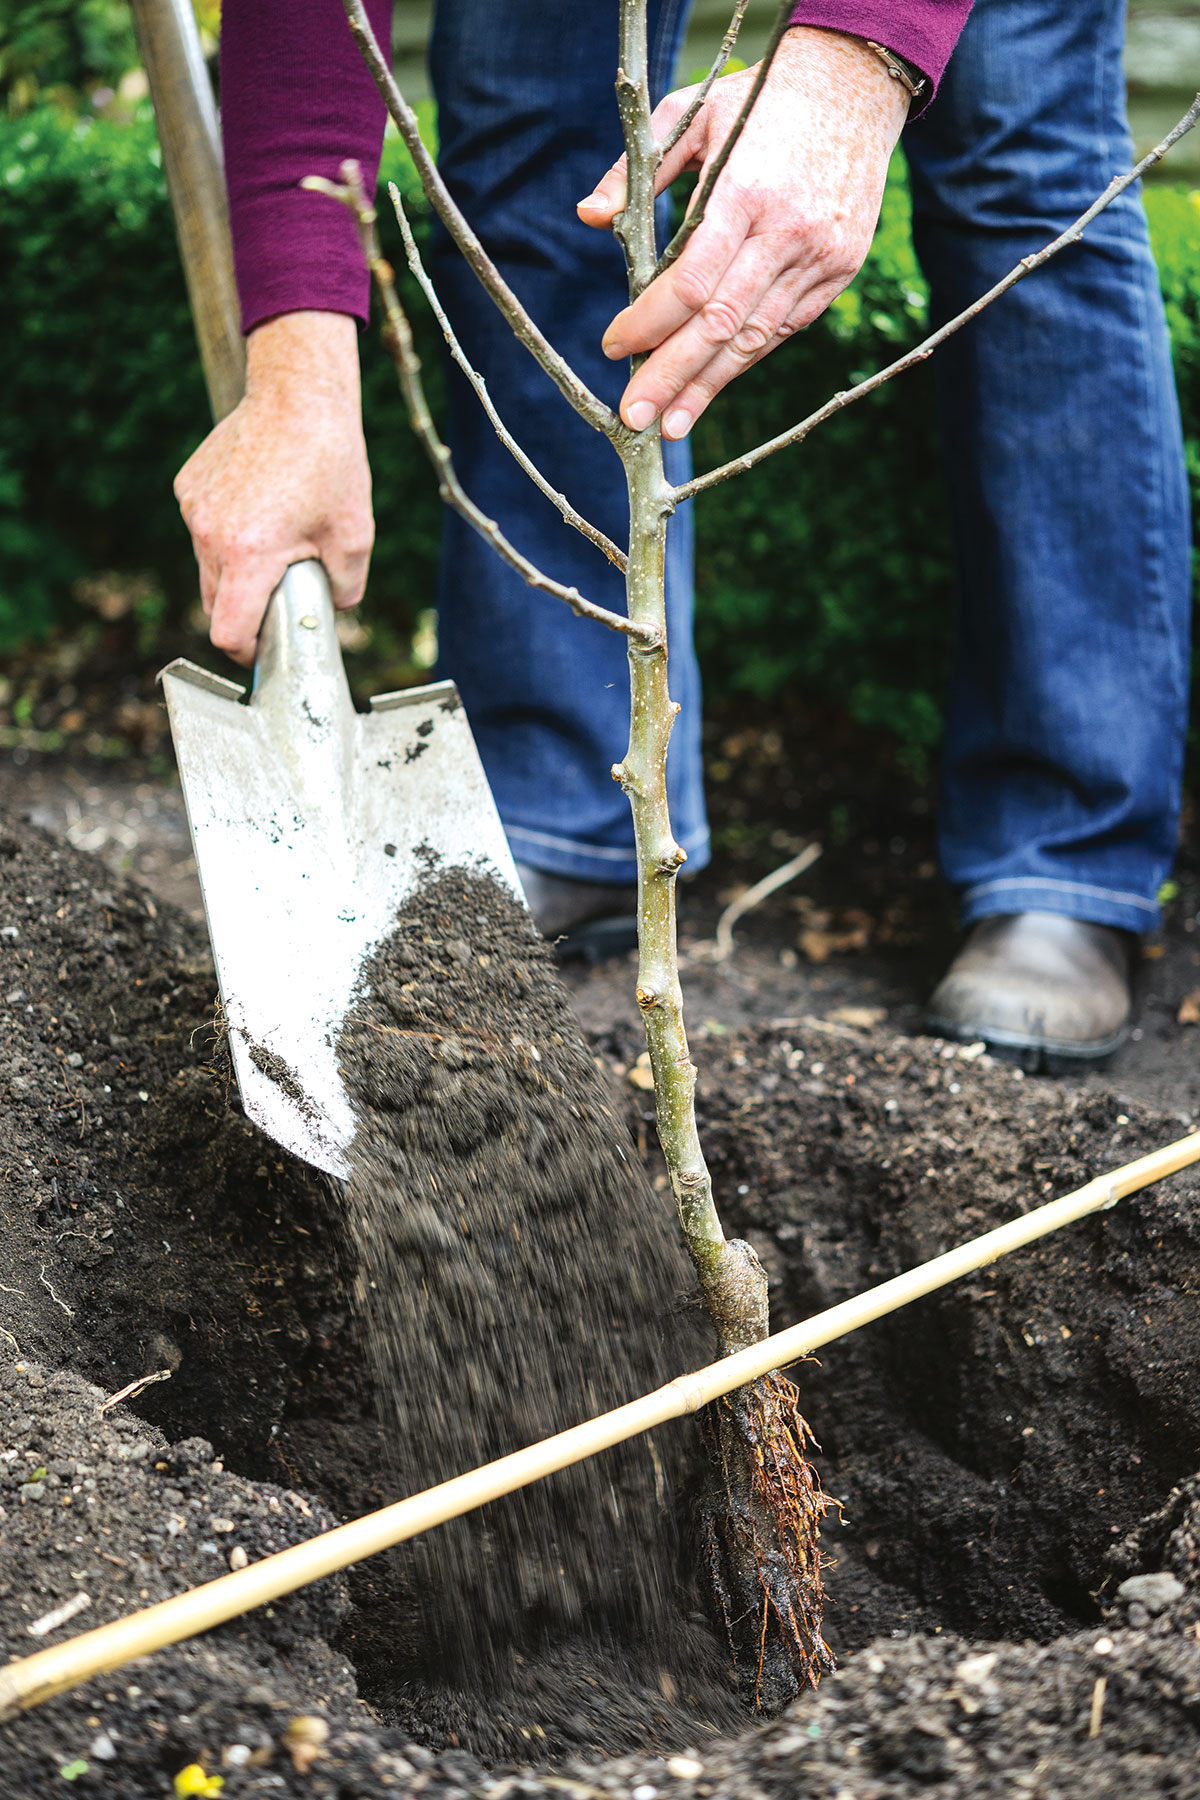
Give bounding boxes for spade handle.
[132,7,347,694]
[129,0,245,420]
[254,561,355,728]
[251,562,358,815]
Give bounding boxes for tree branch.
[661,0,751,157]
[340,0,620,440]
[305,169,656,644]
[674,91,1200,503]
[654,0,794,278]
[386,182,628,572]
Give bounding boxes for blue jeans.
[429,0,705,884]
[907,0,1191,933]
[431,0,1191,924]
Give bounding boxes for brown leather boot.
[923,911,1135,1071]
[514,861,638,962]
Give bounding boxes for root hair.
[699,1369,834,1709]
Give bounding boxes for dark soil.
[336,866,712,1690]
[12,694,1200,1116]
[3,786,1200,1796]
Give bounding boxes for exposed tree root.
[699,1367,834,1710]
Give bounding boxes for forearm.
[244,312,363,410]
[789,0,974,104]
[220,0,393,333]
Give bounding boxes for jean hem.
[958,876,1157,935]
[506,823,712,885]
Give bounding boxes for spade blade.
[161,561,522,1177]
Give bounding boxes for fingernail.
[663,408,692,440]
[577,192,604,210]
[625,400,657,432]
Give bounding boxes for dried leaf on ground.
[826,1006,887,1030]
[800,910,873,963]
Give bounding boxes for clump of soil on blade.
[3,804,1200,1795]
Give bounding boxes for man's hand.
[578,29,910,439]
[174,312,373,666]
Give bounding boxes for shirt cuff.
[233,186,372,335]
[787,3,972,112]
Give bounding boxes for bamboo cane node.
[668,1372,710,1415]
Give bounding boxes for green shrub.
[0,103,1196,751]
[0,108,202,648]
[690,169,952,746]
[1151,185,1200,534]
[0,0,139,116]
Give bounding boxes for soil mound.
[0,1356,368,1795]
[679,1018,1200,1649]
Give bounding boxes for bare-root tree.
[304,0,1200,1705]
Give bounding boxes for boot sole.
[922,1014,1130,1075]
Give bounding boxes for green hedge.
[1,105,1197,747]
[0,0,138,116]
[691,180,953,747]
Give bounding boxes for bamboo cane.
[2,1126,1197,1720]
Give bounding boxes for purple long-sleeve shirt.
[220,1,972,335]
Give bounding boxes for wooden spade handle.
[128,0,245,421]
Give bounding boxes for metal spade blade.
[160,560,523,1178]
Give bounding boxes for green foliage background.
[0,0,138,116]
[0,104,1197,747]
